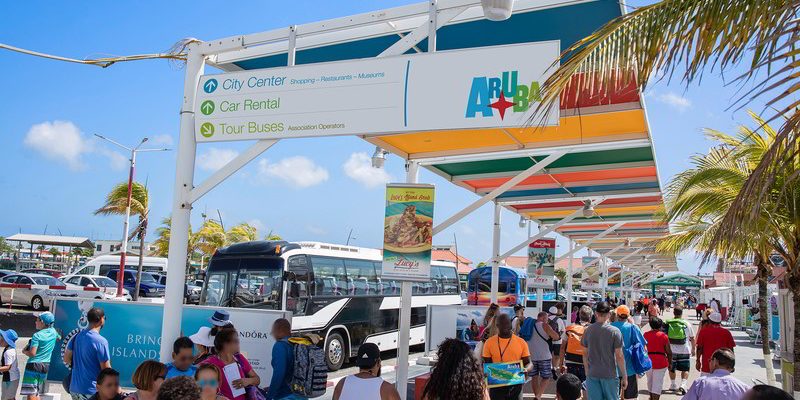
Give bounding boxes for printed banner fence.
[47,299,289,388]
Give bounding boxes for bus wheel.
[325,332,346,371]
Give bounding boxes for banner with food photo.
[607,267,621,286]
[580,256,601,290]
[381,184,435,281]
[527,238,555,288]
[484,361,526,388]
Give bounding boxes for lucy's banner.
[194,41,560,142]
[382,184,434,281]
[581,256,601,290]
[607,267,621,286]
[527,238,556,289]
[47,299,289,388]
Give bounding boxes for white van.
[69,255,168,277]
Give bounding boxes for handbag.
[235,354,266,400]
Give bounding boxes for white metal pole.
[117,149,135,297]
[601,255,607,298]
[159,42,204,362]
[567,240,574,318]
[396,160,419,399]
[490,202,501,304]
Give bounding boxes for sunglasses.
[197,379,218,387]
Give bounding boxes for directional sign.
[194,41,560,142]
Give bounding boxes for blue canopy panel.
[232,0,622,70]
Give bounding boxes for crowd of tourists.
[0,299,794,400]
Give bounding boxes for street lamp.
[95,134,169,298]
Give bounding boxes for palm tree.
[657,113,778,383]
[196,220,227,257]
[226,222,259,243]
[534,3,800,390]
[95,181,149,300]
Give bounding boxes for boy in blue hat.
[21,312,59,400]
[0,329,19,400]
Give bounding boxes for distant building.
[94,239,156,257]
[431,245,473,289]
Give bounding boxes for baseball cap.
[38,311,55,326]
[616,305,630,317]
[709,312,722,323]
[548,306,560,315]
[356,343,381,368]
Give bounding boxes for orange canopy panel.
[375,109,649,158]
[462,166,658,190]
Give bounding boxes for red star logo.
[489,92,515,120]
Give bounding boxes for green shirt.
[28,327,59,363]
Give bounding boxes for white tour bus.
[70,255,168,277]
[199,240,461,370]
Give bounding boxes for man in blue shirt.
[65,307,110,400]
[265,318,296,400]
[610,305,646,400]
[165,336,197,379]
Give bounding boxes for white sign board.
[194,41,560,142]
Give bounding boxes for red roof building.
[431,245,473,275]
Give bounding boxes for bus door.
[286,255,310,316]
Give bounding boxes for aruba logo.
[465,71,541,120]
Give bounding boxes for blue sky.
[0,1,767,274]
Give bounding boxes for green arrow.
[200,123,215,138]
[200,100,215,115]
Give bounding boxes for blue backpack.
[519,317,535,341]
[625,327,652,375]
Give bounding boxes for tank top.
[339,375,384,400]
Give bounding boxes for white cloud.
[343,152,392,188]
[97,148,128,170]
[307,225,327,235]
[257,156,329,188]
[656,92,691,112]
[150,134,174,146]
[197,148,240,171]
[24,121,92,170]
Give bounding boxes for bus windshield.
[200,256,284,310]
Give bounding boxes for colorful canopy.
[212,0,676,272]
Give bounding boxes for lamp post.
[95,134,169,298]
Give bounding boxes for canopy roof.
[6,233,93,248]
[210,0,675,273]
[646,273,703,288]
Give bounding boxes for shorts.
[646,368,668,395]
[529,359,553,379]
[551,343,562,356]
[622,374,638,399]
[1,380,19,400]
[489,384,522,400]
[566,363,586,382]
[70,394,91,400]
[670,354,691,372]
[19,362,49,396]
[585,377,619,400]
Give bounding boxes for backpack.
[519,317,535,341]
[289,337,328,398]
[564,325,586,363]
[547,316,562,336]
[623,326,651,375]
[664,319,688,345]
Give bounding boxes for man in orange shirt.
[483,313,531,400]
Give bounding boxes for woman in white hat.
[189,326,215,365]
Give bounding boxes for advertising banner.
[607,267,621,286]
[581,256,601,290]
[47,299,289,387]
[382,184,434,281]
[527,238,556,289]
[194,41,560,142]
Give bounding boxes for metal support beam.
[432,150,567,236]
[490,202,501,304]
[566,239,574,315]
[189,140,278,204]
[379,3,467,57]
[396,160,419,398]
[555,222,624,263]
[578,242,627,269]
[606,248,645,269]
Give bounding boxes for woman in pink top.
[201,328,261,400]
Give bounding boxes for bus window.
[373,261,398,295]
[439,266,460,294]
[233,270,282,309]
[310,256,346,296]
[287,255,309,316]
[202,272,229,307]
[344,259,377,295]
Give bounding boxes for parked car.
[21,268,64,278]
[61,275,132,301]
[0,273,71,310]
[106,270,166,298]
[152,274,201,304]
[0,270,12,279]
